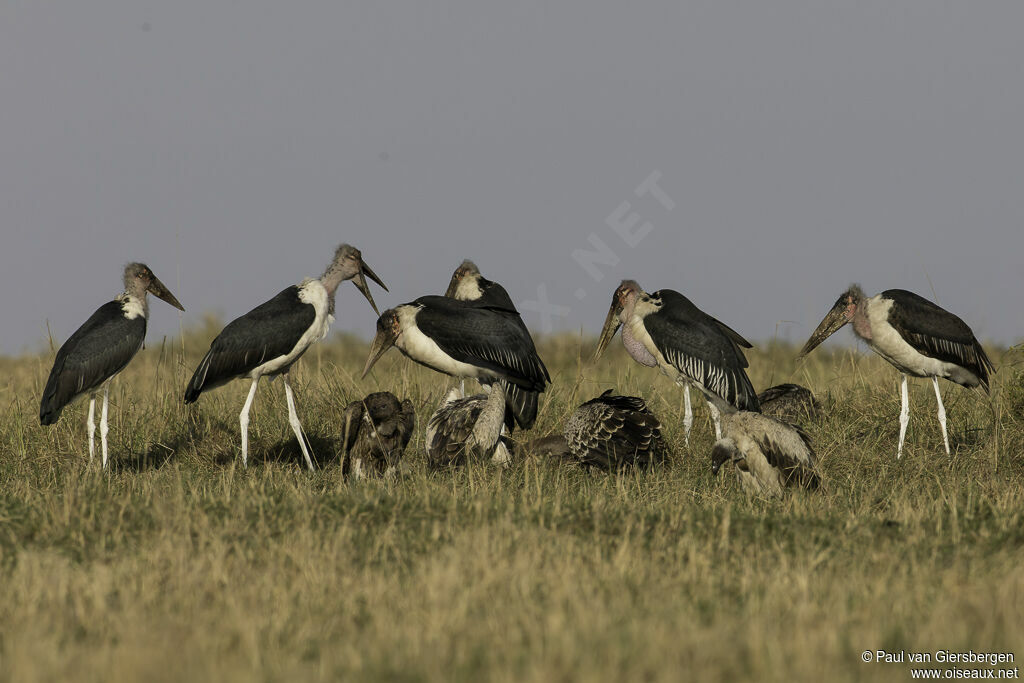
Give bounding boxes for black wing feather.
[40,301,146,424]
[883,289,994,390]
[448,290,548,432]
[184,286,316,402]
[446,276,547,430]
[644,290,759,411]
[412,296,550,393]
[446,286,547,430]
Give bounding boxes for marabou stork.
[341,391,416,478]
[799,285,994,458]
[184,244,386,470]
[444,259,547,430]
[757,384,822,423]
[361,296,549,464]
[39,263,184,467]
[444,259,519,311]
[530,389,670,470]
[425,387,515,468]
[711,409,821,497]
[595,280,759,444]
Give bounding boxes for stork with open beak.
[40,263,185,467]
[184,244,386,470]
[799,285,993,458]
[595,280,759,444]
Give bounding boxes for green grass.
[1,330,1022,682]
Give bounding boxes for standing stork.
[40,263,185,467]
[711,409,821,497]
[595,280,759,444]
[798,285,994,458]
[444,259,547,429]
[184,244,386,470]
[361,295,549,463]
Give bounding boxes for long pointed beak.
[361,260,387,291]
[352,260,388,316]
[148,275,185,311]
[444,272,460,298]
[797,304,848,359]
[593,301,623,361]
[361,329,396,378]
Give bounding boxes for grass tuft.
[0,331,1021,681]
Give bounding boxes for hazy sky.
[3,2,1022,355]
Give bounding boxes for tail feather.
[734,371,760,412]
[39,398,64,425]
[184,351,213,404]
[39,360,68,425]
[497,379,540,431]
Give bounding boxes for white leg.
[682,383,693,446]
[239,378,260,468]
[707,399,722,441]
[897,374,910,459]
[932,376,951,455]
[283,373,316,471]
[100,385,110,468]
[86,397,96,462]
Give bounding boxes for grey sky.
[3,1,1022,355]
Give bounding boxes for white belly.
[398,324,498,380]
[865,298,958,378]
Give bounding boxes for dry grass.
[1,328,1022,682]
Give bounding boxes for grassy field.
[1,324,1022,682]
